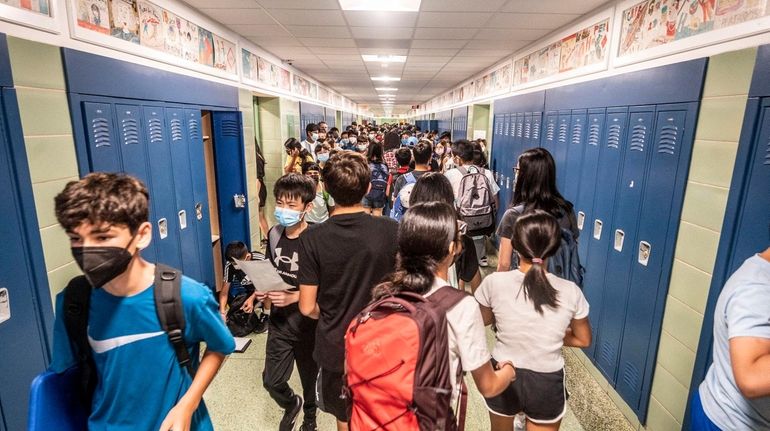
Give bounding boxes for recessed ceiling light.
[362,55,407,63]
[339,0,421,12]
[375,87,398,91]
[371,76,401,82]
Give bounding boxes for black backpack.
[366,162,389,202]
[63,264,194,406]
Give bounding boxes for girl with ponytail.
[475,210,592,431]
[372,202,516,413]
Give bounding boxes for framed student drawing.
[0,0,59,33]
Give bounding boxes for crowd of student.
[43,120,769,431]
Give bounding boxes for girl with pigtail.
[475,210,592,431]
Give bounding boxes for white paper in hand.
[233,258,292,292]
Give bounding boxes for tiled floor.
[202,242,633,430]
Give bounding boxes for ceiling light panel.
[339,0,422,12]
[371,76,401,81]
[362,55,407,63]
[375,87,398,91]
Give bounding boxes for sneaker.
[279,395,303,431]
[299,420,317,431]
[479,256,489,267]
[253,313,269,334]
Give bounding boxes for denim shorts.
[362,195,386,209]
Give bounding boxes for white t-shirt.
[306,190,334,224]
[424,277,491,409]
[301,139,317,160]
[444,165,500,200]
[474,270,589,373]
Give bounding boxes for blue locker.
[515,113,524,156]
[542,111,558,155]
[564,110,587,204]
[115,104,158,263]
[165,107,202,282]
[213,111,251,253]
[554,111,571,191]
[582,108,628,360]
[595,107,655,383]
[143,105,184,271]
[616,104,696,413]
[575,109,606,264]
[531,112,542,151]
[83,102,121,173]
[185,109,215,289]
[523,113,532,151]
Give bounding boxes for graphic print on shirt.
[88,330,165,354]
[274,247,299,278]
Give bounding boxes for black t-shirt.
[496,203,579,267]
[298,212,399,372]
[266,230,302,288]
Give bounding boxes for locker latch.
[178,210,187,230]
[506,177,511,190]
[233,194,246,208]
[593,219,602,240]
[577,211,585,231]
[195,203,203,221]
[638,241,651,266]
[158,218,168,239]
[614,229,625,252]
[0,288,10,325]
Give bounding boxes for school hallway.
[204,253,635,431]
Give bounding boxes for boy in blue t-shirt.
[50,173,235,430]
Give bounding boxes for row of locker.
[299,101,337,139]
[491,102,698,418]
[452,106,468,140]
[435,109,452,135]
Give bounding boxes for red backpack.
[345,286,469,431]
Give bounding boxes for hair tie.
[531,258,543,264]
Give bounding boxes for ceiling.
[184,0,611,116]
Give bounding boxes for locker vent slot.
[630,125,647,152]
[763,136,770,165]
[220,120,240,137]
[558,121,568,143]
[148,118,163,143]
[188,119,200,140]
[571,123,583,145]
[91,117,111,147]
[600,341,615,368]
[621,363,640,392]
[532,122,541,140]
[170,118,184,142]
[588,123,601,146]
[658,124,678,155]
[607,124,621,148]
[524,121,531,139]
[120,118,139,146]
[546,122,556,141]
[516,120,523,137]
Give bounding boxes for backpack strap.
[457,166,468,176]
[153,264,193,377]
[62,275,97,405]
[404,172,417,184]
[268,225,286,260]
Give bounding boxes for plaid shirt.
[383,150,398,172]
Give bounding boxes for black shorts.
[484,360,568,424]
[258,178,267,208]
[316,368,350,422]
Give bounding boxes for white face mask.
[349,136,357,144]
[311,133,319,141]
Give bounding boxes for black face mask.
[71,236,137,288]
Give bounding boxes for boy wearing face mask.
[50,173,234,431]
[302,123,320,160]
[263,173,320,431]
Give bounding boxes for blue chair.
[28,367,88,431]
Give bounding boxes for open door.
[211,111,251,254]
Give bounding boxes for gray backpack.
[456,166,495,232]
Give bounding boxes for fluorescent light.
[339,0,421,11]
[375,87,398,91]
[371,76,401,82]
[362,55,407,63]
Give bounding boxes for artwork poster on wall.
[1,0,50,15]
[162,8,181,57]
[180,18,199,63]
[137,0,162,49]
[77,0,110,34]
[109,0,139,43]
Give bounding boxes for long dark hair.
[373,202,458,299]
[512,148,571,216]
[284,137,311,160]
[512,210,561,314]
[367,141,384,163]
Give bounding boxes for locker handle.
[638,241,651,266]
[178,210,187,230]
[195,203,203,221]
[593,219,602,241]
[233,194,246,208]
[0,287,10,325]
[614,229,625,252]
[577,211,585,231]
[158,218,168,239]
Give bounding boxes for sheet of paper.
[473,130,487,140]
[234,258,292,292]
[233,337,252,353]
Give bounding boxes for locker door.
[0,92,49,431]
[564,110,587,203]
[595,107,655,383]
[212,111,251,252]
[575,110,605,264]
[83,101,120,172]
[616,104,694,411]
[531,112,542,151]
[185,109,215,289]
[523,113,532,152]
[115,104,157,263]
[143,105,183,270]
[728,100,770,271]
[165,107,202,281]
[554,111,571,191]
[583,108,628,360]
[542,111,558,154]
[515,113,524,157]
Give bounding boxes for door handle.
[638,241,651,266]
[0,288,10,325]
[233,194,246,208]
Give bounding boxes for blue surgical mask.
[318,153,330,163]
[274,207,304,227]
[340,138,349,145]
[401,138,408,146]
[311,132,319,141]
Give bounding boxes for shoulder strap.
[63,275,97,403]
[457,166,468,176]
[405,172,417,184]
[153,264,193,377]
[426,285,468,311]
[268,225,286,259]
